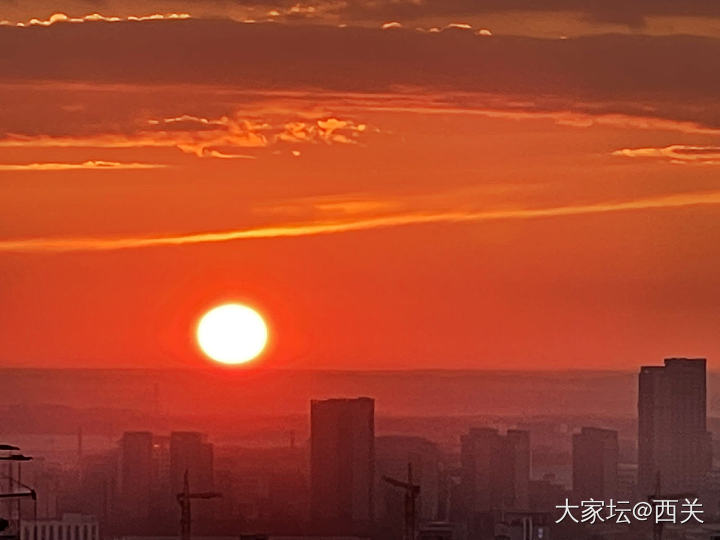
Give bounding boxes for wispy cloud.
[0,114,369,158]
[0,160,166,171]
[353,98,720,136]
[613,144,720,165]
[3,190,720,253]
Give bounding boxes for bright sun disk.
[196,303,268,365]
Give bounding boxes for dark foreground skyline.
[1,358,714,540]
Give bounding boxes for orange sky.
[1,3,720,369]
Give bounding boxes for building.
[638,358,712,495]
[20,514,99,540]
[78,452,116,530]
[118,432,153,521]
[617,463,637,502]
[460,428,530,514]
[528,475,568,514]
[169,432,214,494]
[375,435,441,529]
[493,512,552,540]
[310,397,375,530]
[572,427,618,501]
[169,432,215,527]
[417,522,455,540]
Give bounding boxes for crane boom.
[383,463,420,540]
[176,471,221,540]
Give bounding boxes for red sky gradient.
[1,3,720,369]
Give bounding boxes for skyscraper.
[169,432,215,525]
[638,358,711,495]
[572,427,618,501]
[460,428,530,513]
[310,397,375,530]
[169,432,214,494]
[119,431,153,521]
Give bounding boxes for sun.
[196,303,268,365]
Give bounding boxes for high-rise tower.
[638,358,711,495]
[310,397,375,530]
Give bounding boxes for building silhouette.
[528,475,568,514]
[460,428,530,514]
[310,397,375,531]
[572,427,618,501]
[169,432,215,526]
[118,431,153,522]
[638,358,712,495]
[375,435,441,533]
[169,432,214,494]
[20,514,99,540]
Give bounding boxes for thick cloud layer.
[1,20,719,130]
[4,0,720,27]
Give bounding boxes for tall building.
[638,358,712,495]
[528,475,568,514]
[460,428,530,514]
[169,432,215,525]
[169,432,214,494]
[310,397,375,530]
[572,427,618,501]
[119,431,153,521]
[375,435,441,531]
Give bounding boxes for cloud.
[444,23,473,30]
[2,22,720,133]
[331,0,720,27]
[340,92,720,136]
[613,145,720,165]
[0,160,166,171]
[3,0,720,31]
[3,189,720,253]
[0,12,191,27]
[0,114,370,157]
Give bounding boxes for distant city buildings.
[572,427,618,501]
[638,358,712,495]
[460,428,530,513]
[310,397,375,531]
[5,364,716,540]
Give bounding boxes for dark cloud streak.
[1,20,720,129]
[333,0,720,27]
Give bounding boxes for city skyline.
[0,356,715,540]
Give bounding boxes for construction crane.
[1,449,36,538]
[383,463,421,540]
[176,470,221,540]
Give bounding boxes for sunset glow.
[2,3,720,370]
